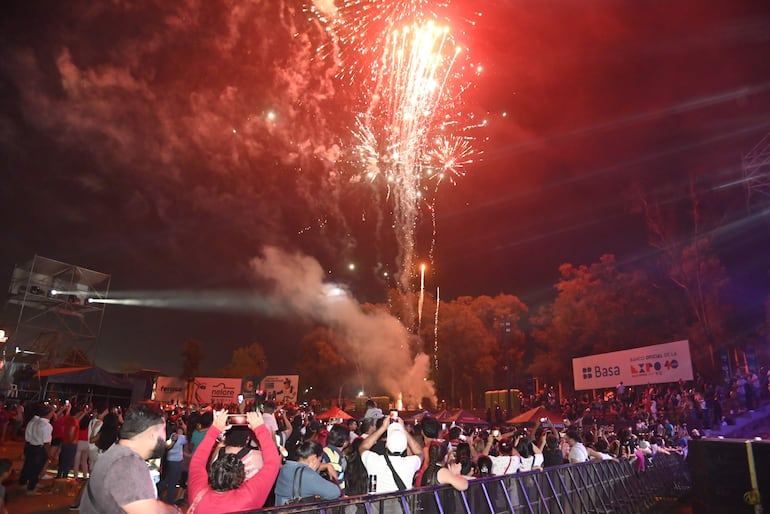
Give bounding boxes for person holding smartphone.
[358,417,423,493]
[187,410,280,513]
[158,422,187,505]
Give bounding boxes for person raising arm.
[187,410,280,513]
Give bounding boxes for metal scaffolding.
[743,131,770,207]
[3,255,110,365]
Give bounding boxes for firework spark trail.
[418,262,426,328]
[434,286,440,371]
[311,0,481,301]
[357,20,468,294]
[308,0,441,85]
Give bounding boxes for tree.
[220,342,268,378]
[180,339,204,379]
[640,174,733,378]
[458,294,529,390]
[296,327,353,400]
[531,254,673,387]
[433,300,497,407]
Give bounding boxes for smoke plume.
[251,246,435,407]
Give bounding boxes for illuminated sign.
[572,340,693,390]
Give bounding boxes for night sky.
[2,0,770,377]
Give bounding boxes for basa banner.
[259,375,299,404]
[192,377,242,405]
[154,376,188,403]
[572,340,693,391]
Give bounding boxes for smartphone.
[539,417,548,423]
[389,409,398,421]
[492,429,501,438]
[226,414,248,425]
[237,394,244,403]
[65,400,70,405]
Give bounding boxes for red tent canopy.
[315,406,353,420]
[443,409,489,426]
[406,410,434,423]
[506,406,563,426]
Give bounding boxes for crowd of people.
[2,369,766,513]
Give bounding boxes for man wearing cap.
[19,404,54,495]
[359,417,423,493]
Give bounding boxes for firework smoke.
[251,246,435,405]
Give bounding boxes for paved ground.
[0,439,75,513]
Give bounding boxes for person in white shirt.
[516,437,544,472]
[260,401,279,435]
[359,417,422,493]
[566,431,589,463]
[489,437,521,476]
[19,405,54,495]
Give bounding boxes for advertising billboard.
[572,340,693,390]
[154,376,187,403]
[192,377,242,405]
[259,375,299,404]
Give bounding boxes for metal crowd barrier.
[247,453,689,514]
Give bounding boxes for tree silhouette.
[220,342,268,378]
[531,254,672,389]
[297,327,352,400]
[180,339,204,379]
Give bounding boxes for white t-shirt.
[490,455,520,476]
[518,453,544,472]
[361,451,421,493]
[261,413,279,434]
[25,416,52,446]
[569,442,589,463]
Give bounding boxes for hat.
[638,440,650,450]
[386,423,408,453]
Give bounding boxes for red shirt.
[52,416,66,439]
[60,415,79,445]
[188,424,280,512]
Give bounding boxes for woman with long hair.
[95,412,120,453]
[73,411,92,479]
[454,442,477,477]
[420,440,468,514]
[421,440,468,490]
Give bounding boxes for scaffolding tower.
[743,131,770,208]
[3,255,110,369]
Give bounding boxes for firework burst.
[311,0,483,295]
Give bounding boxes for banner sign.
[259,375,299,404]
[154,377,187,403]
[241,376,261,400]
[192,377,242,405]
[572,340,693,391]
